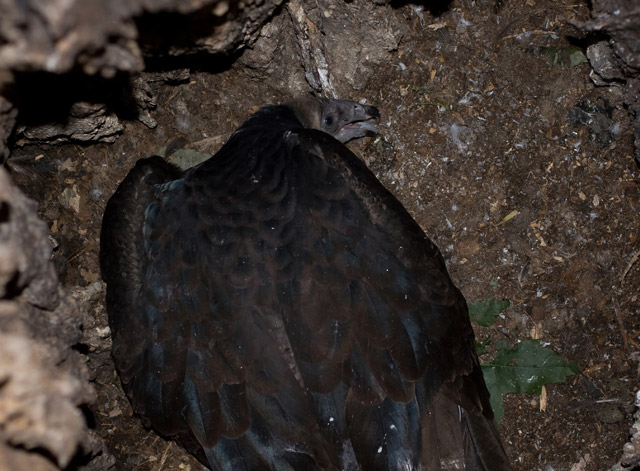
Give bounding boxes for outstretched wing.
[101,123,510,470]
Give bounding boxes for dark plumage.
[100,97,511,470]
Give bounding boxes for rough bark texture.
[0,93,17,163]
[0,167,114,471]
[579,0,640,164]
[0,0,405,153]
[0,0,284,153]
[285,0,403,95]
[0,0,283,76]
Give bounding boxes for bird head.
[289,96,380,143]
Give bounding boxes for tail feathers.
[423,389,511,471]
[421,389,465,470]
[463,408,511,471]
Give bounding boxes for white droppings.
[445,217,453,229]
[409,5,424,24]
[89,188,104,201]
[377,446,383,453]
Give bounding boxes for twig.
[501,29,563,41]
[157,442,173,471]
[613,301,629,350]
[621,249,640,284]
[66,246,87,263]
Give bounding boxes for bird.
[100,96,512,471]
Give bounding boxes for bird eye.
[324,115,334,126]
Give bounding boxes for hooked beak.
[335,103,380,143]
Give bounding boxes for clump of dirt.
[4,0,639,470]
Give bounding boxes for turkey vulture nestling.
[100,97,511,470]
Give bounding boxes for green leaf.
[166,149,211,170]
[156,146,211,170]
[469,297,510,326]
[569,49,588,67]
[482,339,580,419]
[537,46,588,67]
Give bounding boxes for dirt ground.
[8,0,640,470]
